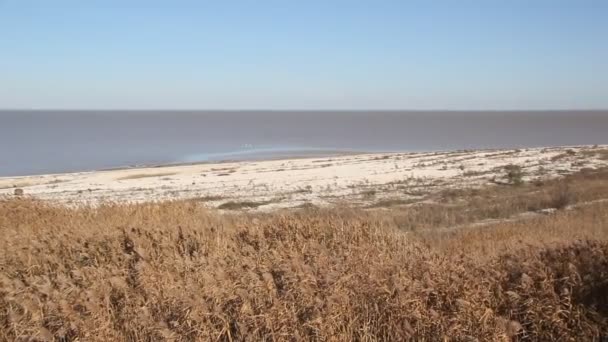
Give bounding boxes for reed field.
[1,169,607,341]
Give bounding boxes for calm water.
[1,110,607,176]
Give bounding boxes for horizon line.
[2,108,608,112]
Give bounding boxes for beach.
[2,144,607,209]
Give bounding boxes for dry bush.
[1,195,608,341]
[218,200,273,210]
[580,148,608,160]
[360,189,377,199]
[368,198,416,208]
[547,183,575,210]
[193,195,225,202]
[504,164,524,185]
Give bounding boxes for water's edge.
[2,110,607,176]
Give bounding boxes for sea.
[1,110,607,177]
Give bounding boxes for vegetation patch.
[291,186,313,195]
[368,197,417,208]
[1,197,607,340]
[504,164,524,185]
[194,195,225,202]
[580,148,608,161]
[293,202,317,210]
[360,189,377,199]
[218,200,274,210]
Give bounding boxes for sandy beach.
[2,145,607,210]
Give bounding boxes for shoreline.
[1,142,596,179]
[1,144,607,210]
[101,148,371,173]
[0,149,372,179]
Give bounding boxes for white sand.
[1,145,607,210]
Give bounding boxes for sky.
[0,0,607,110]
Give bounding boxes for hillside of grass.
[1,170,608,341]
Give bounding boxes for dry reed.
[1,171,607,341]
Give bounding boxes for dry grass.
[217,200,274,210]
[368,198,417,208]
[580,148,608,160]
[1,170,608,340]
[382,167,608,231]
[117,172,177,181]
[193,195,225,202]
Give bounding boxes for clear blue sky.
[1,0,607,110]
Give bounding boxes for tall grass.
[1,197,607,341]
[1,169,608,340]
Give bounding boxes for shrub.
[504,164,524,185]
[218,200,271,210]
[549,183,575,209]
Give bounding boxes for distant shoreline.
[0,143,597,179]
[2,144,607,211]
[1,149,372,178]
[99,149,370,173]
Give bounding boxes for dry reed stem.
[0,177,607,341]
